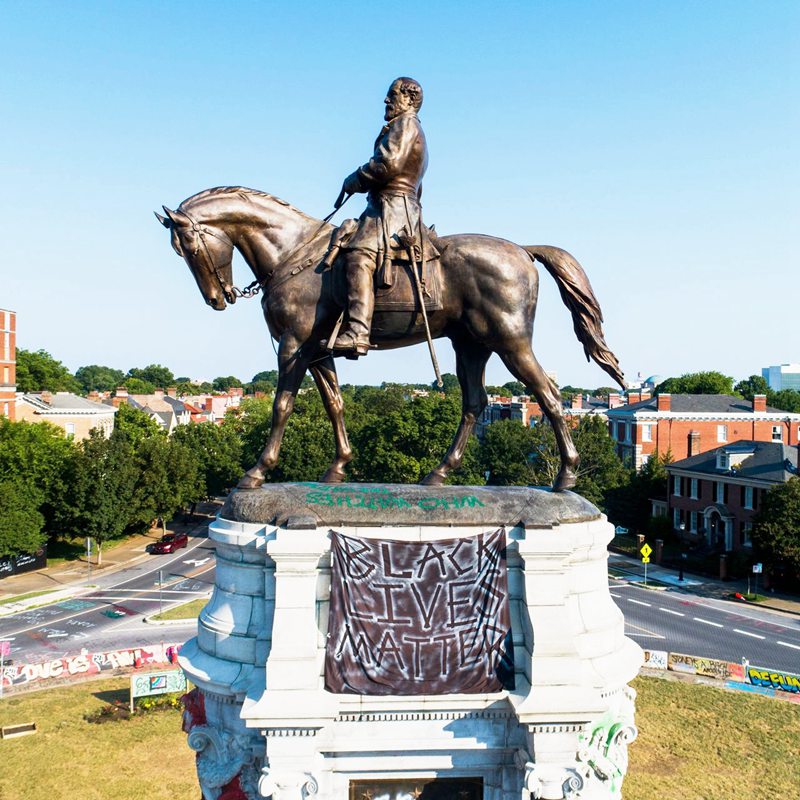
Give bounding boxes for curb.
[0,585,96,617]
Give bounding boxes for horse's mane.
[179,186,311,218]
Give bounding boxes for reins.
[179,196,350,302]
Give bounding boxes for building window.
[673,476,681,496]
[717,452,729,470]
[65,423,76,439]
[690,478,699,499]
[642,424,652,442]
[673,508,681,529]
[743,486,754,510]
[617,422,626,441]
[717,424,728,443]
[690,511,698,532]
[741,522,753,548]
[715,481,725,504]
[772,425,783,442]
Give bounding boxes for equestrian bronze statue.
[155,79,624,492]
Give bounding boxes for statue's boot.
[326,258,374,357]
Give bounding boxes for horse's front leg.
[238,337,309,489]
[309,355,352,483]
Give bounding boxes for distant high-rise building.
[0,308,15,421]
[762,363,800,392]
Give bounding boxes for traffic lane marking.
[659,608,685,616]
[734,629,766,640]
[778,641,800,651]
[623,621,666,640]
[694,617,723,628]
[628,599,651,607]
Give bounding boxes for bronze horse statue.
[156,187,624,491]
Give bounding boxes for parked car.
[148,532,189,554]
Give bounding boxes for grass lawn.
[0,675,798,800]
[152,597,208,621]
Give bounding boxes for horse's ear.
[154,211,170,228]
[162,206,189,226]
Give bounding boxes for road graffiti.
[668,652,743,681]
[747,666,800,694]
[642,649,668,670]
[1,642,183,689]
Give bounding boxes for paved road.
[614,580,800,673]
[0,535,216,664]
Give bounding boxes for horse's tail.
[524,245,625,389]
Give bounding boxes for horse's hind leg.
[309,355,352,483]
[421,338,491,486]
[497,340,579,492]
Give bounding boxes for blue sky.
[2,1,798,388]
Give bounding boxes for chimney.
[628,391,642,404]
[167,386,177,398]
[657,393,671,412]
[115,387,128,398]
[688,430,701,457]
[571,395,582,409]
[40,391,52,405]
[641,390,652,402]
[88,390,100,402]
[753,394,767,413]
[608,392,622,409]
[154,388,164,399]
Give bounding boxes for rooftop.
[668,440,798,484]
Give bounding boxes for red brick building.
[0,308,15,421]
[665,441,797,553]
[606,393,800,469]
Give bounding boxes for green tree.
[131,437,201,533]
[251,370,279,385]
[126,364,175,388]
[656,371,734,395]
[173,422,243,497]
[0,480,46,558]
[605,451,671,533]
[751,478,800,578]
[74,364,126,393]
[481,419,538,486]
[766,389,800,413]
[212,375,243,391]
[60,431,139,564]
[0,417,74,537]
[502,380,526,395]
[434,373,460,394]
[734,374,769,400]
[114,402,164,444]
[15,348,81,393]
[122,377,156,394]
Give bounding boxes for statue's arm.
[345,117,415,193]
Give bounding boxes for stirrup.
[326,332,370,357]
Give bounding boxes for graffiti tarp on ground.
[1,642,182,689]
[668,652,744,682]
[747,666,800,694]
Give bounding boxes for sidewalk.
[0,501,220,610]
[608,551,800,616]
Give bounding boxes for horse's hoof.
[552,468,577,492]
[320,467,347,483]
[420,469,447,486]
[237,470,265,490]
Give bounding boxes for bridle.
[177,196,350,303]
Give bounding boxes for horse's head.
[155,205,236,310]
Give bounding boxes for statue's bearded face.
[384,81,415,121]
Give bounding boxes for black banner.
[325,530,513,695]
[0,546,47,581]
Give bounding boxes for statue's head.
[385,77,423,121]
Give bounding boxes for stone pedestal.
[179,484,642,800]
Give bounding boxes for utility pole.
[86,537,92,584]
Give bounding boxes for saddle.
[323,220,446,313]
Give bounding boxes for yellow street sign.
[640,543,653,558]
[642,556,650,564]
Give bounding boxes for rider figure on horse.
[327,76,439,357]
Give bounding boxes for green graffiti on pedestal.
[304,485,485,513]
